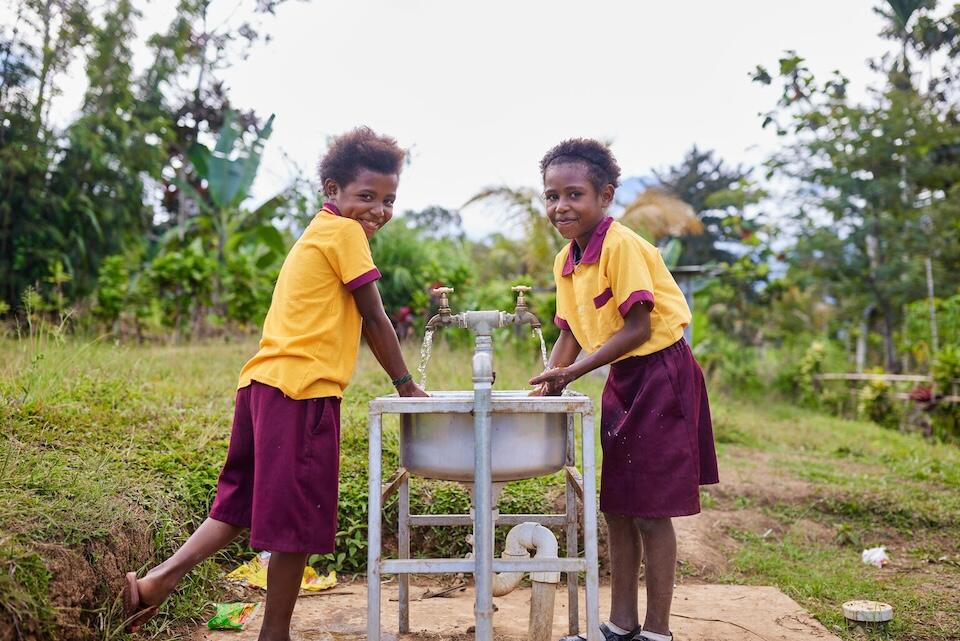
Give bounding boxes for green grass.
[710,399,960,640]
[1,333,959,640]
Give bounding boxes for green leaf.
[255,224,286,257]
[186,143,211,177]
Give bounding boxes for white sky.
[28,0,895,237]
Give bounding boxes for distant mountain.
[612,175,659,214]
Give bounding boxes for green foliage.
[370,221,471,318]
[930,346,960,440]
[857,370,901,430]
[93,255,129,327]
[903,294,960,365]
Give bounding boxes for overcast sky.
[38,0,894,237]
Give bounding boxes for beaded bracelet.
[392,372,413,387]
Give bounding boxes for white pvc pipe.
[492,522,561,596]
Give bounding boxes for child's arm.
[530,329,582,396]
[352,282,428,397]
[529,304,651,392]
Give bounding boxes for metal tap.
[504,285,541,329]
[426,287,460,329]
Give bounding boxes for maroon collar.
[561,216,614,276]
[322,201,342,216]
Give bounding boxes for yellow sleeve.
[603,238,656,316]
[329,221,381,290]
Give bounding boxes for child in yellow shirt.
[122,127,426,639]
[530,139,718,641]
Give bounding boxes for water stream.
[417,328,435,389]
[533,327,549,370]
[418,325,548,390]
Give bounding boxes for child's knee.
[635,516,673,534]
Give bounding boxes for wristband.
[392,372,413,387]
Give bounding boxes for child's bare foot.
[136,569,176,608]
[120,569,176,632]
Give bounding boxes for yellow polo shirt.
[238,203,381,399]
[553,217,690,360]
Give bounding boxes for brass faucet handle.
[511,285,531,307]
[432,286,454,311]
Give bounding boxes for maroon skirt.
[209,381,342,553]
[599,338,718,518]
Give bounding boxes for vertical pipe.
[565,413,579,636]
[399,473,410,633]
[529,580,558,641]
[367,411,383,641]
[581,409,601,641]
[473,333,494,641]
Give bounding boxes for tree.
[754,46,960,371]
[171,109,286,317]
[50,0,169,297]
[651,147,753,265]
[464,186,563,285]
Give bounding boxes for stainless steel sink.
[397,391,569,482]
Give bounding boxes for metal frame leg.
[565,413,579,636]
[367,411,383,641]
[399,473,411,633]
[581,409,601,641]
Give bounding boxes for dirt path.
[191,583,839,641]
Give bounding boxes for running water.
[533,327,549,370]
[417,328,435,389]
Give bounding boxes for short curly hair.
[319,126,406,195]
[539,138,621,191]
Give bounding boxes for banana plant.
[171,110,287,311]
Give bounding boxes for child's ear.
[600,183,615,208]
[323,178,339,199]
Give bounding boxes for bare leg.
[605,513,643,631]
[257,551,310,641]
[137,517,244,606]
[636,517,676,635]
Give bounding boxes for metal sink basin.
[397,391,569,482]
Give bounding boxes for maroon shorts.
[599,338,719,518]
[209,381,341,553]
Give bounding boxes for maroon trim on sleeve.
[554,315,571,330]
[593,287,613,308]
[618,290,655,316]
[345,268,381,291]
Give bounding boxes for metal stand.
[366,392,600,641]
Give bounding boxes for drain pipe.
[492,522,561,641]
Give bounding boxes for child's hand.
[397,380,429,397]
[529,367,574,395]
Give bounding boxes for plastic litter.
[207,602,260,630]
[861,546,890,568]
[842,599,893,623]
[226,554,337,591]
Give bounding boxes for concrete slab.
[193,582,839,641]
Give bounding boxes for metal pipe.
[399,473,410,633]
[366,411,383,641]
[565,413,579,635]
[582,409,601,641]
[472,331,495,641]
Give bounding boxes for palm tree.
[875,0,935,87]
[619,188,702,268]
[464,186,562,283]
